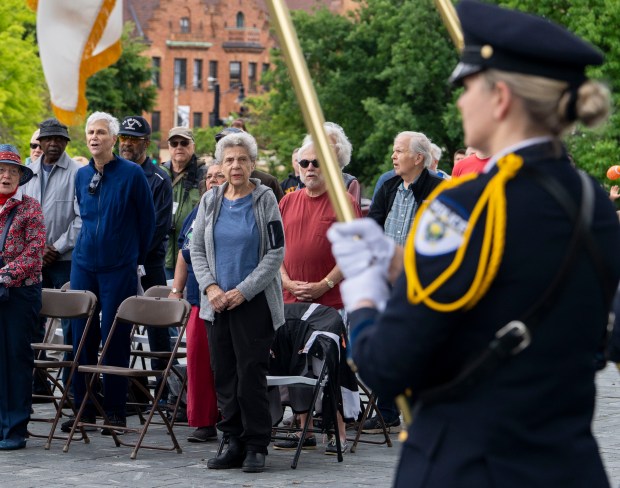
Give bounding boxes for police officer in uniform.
[328,1,620,486]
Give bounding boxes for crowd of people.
[1,0,619,485]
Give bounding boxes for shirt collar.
[483,136,555,173]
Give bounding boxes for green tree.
[0,0,46,153]
[86,22,158,120]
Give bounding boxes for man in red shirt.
[278,140,362,454]
[451,147,490,177]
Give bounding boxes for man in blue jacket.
[119,115,174,397]
[63,111,155,434]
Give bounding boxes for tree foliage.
[251,0,618,188]
[86,23,158,120]
[0,0,46,154]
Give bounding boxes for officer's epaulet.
[404,153,524,312]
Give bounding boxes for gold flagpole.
[434,0,464,51]
[264,0,355,223]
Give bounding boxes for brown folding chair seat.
[30,288,98,449]
[63,295,191,459]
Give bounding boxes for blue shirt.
[384,181,417,246]
[178,206,199,306]
[214,193,259,292]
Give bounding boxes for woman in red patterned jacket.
[0,144,45,450]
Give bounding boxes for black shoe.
[187,426,218,443]
[207,437,244,469]
[60,415,97,433]
[101,414,127,436]
[361,415,401,434]
[273,433,317,450]
[242,451,265,473]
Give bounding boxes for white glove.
[340,265,390,313]
[328,218,396,279]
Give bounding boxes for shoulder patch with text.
[415,199,468,256]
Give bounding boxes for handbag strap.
[0,205,19,253]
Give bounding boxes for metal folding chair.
[30,288,98,449]
[63,295,191,459]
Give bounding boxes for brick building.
[124,0,349,150]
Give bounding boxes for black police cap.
[119,116,151,137]
[449,0,604,86]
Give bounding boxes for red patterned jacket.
[0,189,45,287]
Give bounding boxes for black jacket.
[141,158,173,267]
[368,168,443,228]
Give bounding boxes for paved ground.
[4,364,619,487]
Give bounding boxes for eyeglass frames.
[88,172,102,195]
[169,139,191,148]
[30,143,41,150]
[298,159,319,169]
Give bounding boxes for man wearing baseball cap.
[161,127,206,279]
[119,116,174,389]
[23,118,82,395]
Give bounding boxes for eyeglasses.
[30,143,41,150]
[88,172,102,195]
[0,167,20,177]
[169,139,191,148]
[298,159,319,169]
[119,135,147,143]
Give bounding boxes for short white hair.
[86,111,120,136]
[396,131,433,169]
[302,121,352,169]
[214,132,258,163]
[430,143,442,162]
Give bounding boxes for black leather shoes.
[207,438,245,470]
[242,451,265,473]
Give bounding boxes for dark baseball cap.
[119,116,152,137]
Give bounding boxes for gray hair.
[297,142,314,162]
[214,132,258,163]
[430,143,442,162]
[302,121,352,169]
[85,111,120,136]
[396,131,433,169]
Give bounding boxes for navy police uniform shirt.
[350,140,620,487]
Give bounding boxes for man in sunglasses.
[161,127,206,280]
[119,116,174,395]
[22,118,82,397]
[26,129,43,165]
[63,111,155,435]
[277,140,363,455]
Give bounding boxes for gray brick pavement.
[3,364,618,487]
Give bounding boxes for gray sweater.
[190,178,285,328]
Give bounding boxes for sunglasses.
[30,143,41,150]
[88,172,102,195]
[298,159,319,169]
[169,139,191,148]
[119,135,147,143]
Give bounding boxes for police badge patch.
[415,199,467,256]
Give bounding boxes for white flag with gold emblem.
[27,0,122,124]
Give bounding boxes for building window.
[248,62,257,93]
[174,58,187,89]
[193,59,203,90]
[209,60,218,80]
[151,111,161,133]
[229,61,241,88]
[193,112,203,128]
[152,57,161,87]
[180,17,190,33]
[236,12,244,28]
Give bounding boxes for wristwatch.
[323,278,335,289]
[171,287,183,294]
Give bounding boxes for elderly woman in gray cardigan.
[190,132,284,473]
